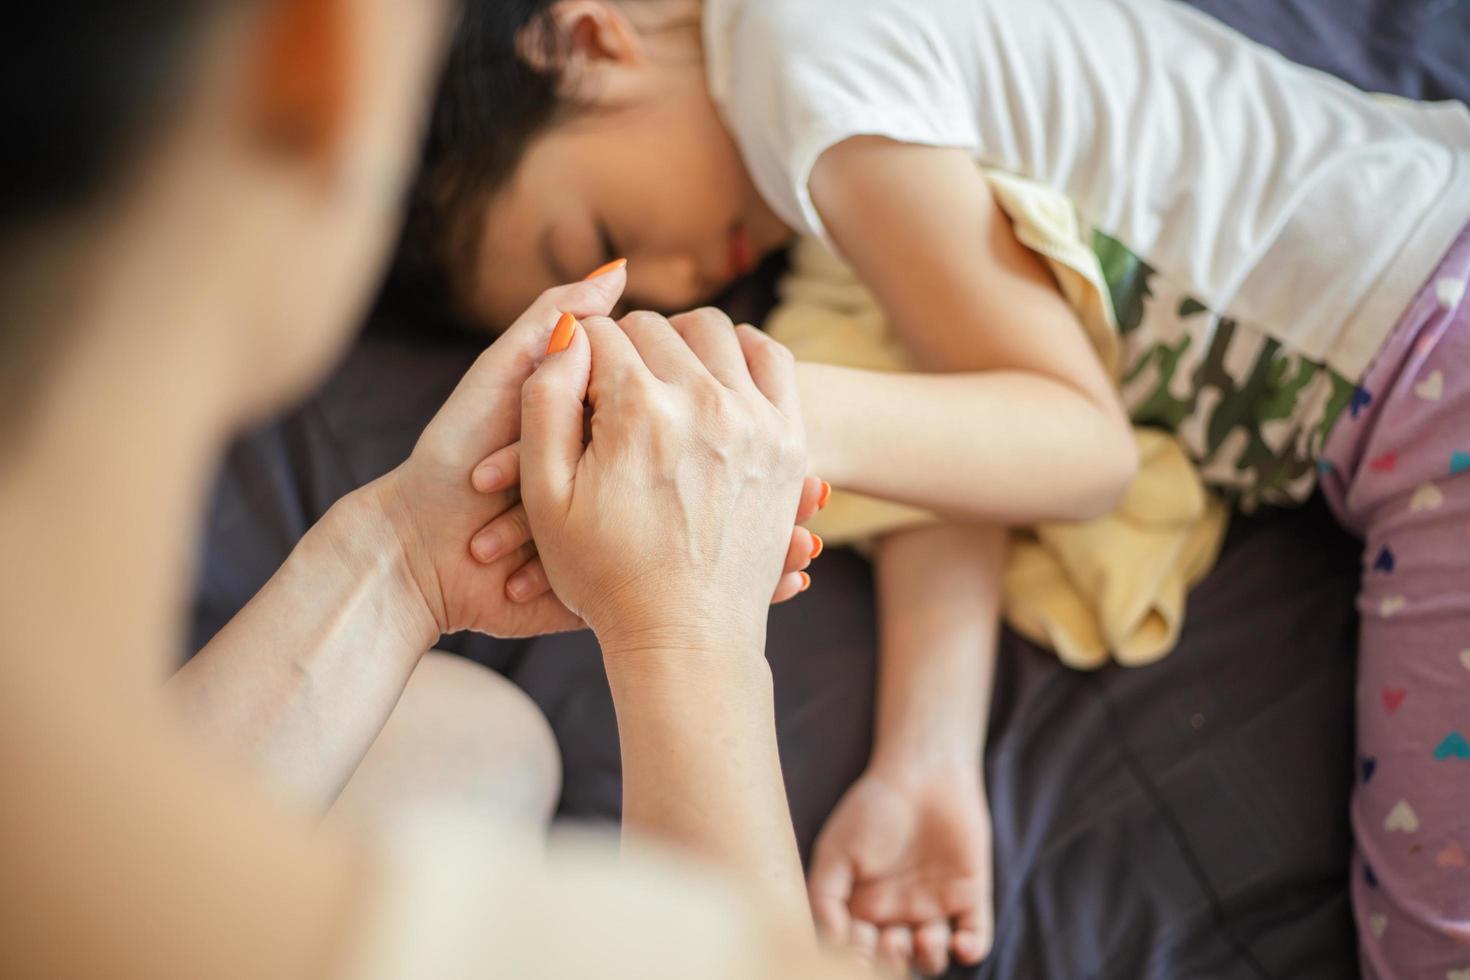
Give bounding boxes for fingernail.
[809,533,824,560]
[471,531,503,564]
[546,312,577,355]
[818,481,832,510]
[584,257,627,281]
[472,464,502,493]
[799,571,812,592]
[506,571,534,601]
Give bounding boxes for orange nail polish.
[809,533,824,560]
[584,257,627,281]
[817,481,832,510]
[546,312,577,355]
[799,571,812,592]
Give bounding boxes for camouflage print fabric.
[1094,232,1360,509]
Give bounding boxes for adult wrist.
[593,602,769,665]
[317,481,443,652]
[601,640,776,726]
[598,617,771,684]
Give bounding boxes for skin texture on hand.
[810,764,994,977]
[513,303,817,928]
[466,443,828,606]
[517,307,810,650]
[371,270,629,638]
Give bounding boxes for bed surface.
[191,2,1469,975]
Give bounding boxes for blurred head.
[0,0,453,441]
[408,0,792,328]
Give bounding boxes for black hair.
[390,0,571,319]
[1,4,235,227]
[0,2,241,431]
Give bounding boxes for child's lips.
[728,223,756,279]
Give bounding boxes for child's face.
[462,70,792,327]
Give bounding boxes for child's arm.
[800,138,1138,525]
[809,521,1002,974]
[871,522,1000,777]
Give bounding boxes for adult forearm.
[800,363,1137,524]
[168,483,440,809]
[869,523,1004,773]
[602,642,810,931]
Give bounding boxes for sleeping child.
[411,1,1470,976]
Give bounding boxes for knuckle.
[533,284,567,312]
[692,374,728,409]
[620,309,670,332]
[762,336,796,365]
[697,386,743,436]
[686,306,733,330]
[522,371,556,402]
[624,368,661,402]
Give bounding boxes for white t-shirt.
[702,0,1470,382]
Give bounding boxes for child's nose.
[624,253,707,313]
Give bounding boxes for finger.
[583,256,628,283]
[783,526,819,576]
[513,271,628,347]
[505,556,552,604]
[808,846,856,947]
[446,273,628,457]
[617,310,705,383]
[520,316,591,516]
[877,926,915,977]
[471,442,521,494]
[796,475,826,523]
[505,586,584,634]
[580,314,652,396]
[469,503,533,565]
[951,906,993,966]
[848,920,880,963]
[772,570,811,604]
[914,920,951,977]
[734,324,801,421]
[667,308,748,388]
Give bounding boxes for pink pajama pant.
[1320,221,1470,979]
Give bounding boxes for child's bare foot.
[809,762,993,976]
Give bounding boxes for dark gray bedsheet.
[191,2,1470,976]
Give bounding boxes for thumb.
[520,314,591,521]
[808,843,857,946]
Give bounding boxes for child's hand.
[809,763,994,976]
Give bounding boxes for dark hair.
[0,2,240,430]
[392,0,570,318]
[1,4,236,227]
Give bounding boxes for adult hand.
[466,435,828,606]
[516,308,809,652]
[359,271,628,639]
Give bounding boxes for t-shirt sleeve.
[705,0,981,248]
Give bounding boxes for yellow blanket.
[767,172,1228,668]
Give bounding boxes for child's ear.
[246,0,352,164]
[527,1,645,96]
